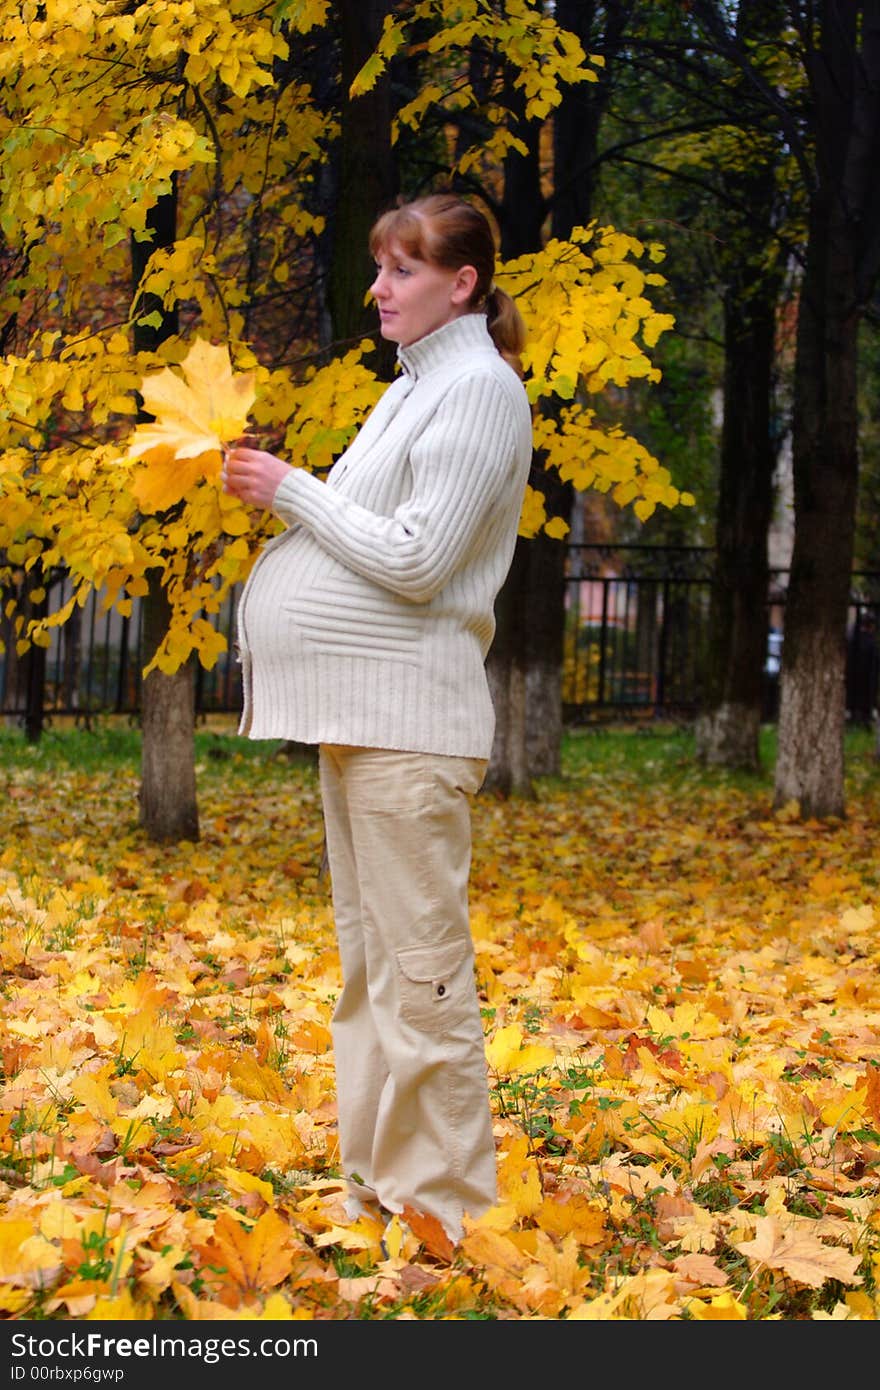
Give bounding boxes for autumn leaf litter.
[0,728,878,1321]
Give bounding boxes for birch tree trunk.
[694,279,778,769]
[774,186,858,816]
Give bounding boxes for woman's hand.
[222,446,291,510]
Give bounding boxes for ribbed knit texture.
[236,312,533,757]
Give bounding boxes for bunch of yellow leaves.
[126,340,257,512]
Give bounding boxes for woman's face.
[369,239,475,347]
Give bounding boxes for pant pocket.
[397,938,473,1032]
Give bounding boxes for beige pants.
[319,744,496,1242]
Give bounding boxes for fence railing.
[562,544,717,720]
[3,547,880,726]
[0,572,243,724]
[562,545,880,724]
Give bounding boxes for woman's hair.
[368,192,527,377]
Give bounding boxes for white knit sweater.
[236,312,533,757]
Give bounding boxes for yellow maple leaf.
[0,1221,61,1283]
[497,1137,543,1218]
[126,340,256,512]
[819,1085,868,1131]
[85,1289,153,1320]
[485,1024,555,1076]
[684,1290,749,1320]
[229,1052,291,1103]
[136,1244,190,1293]
[536,1193,607,1247]
[70,1070,120,1125]
[220,1167,276,1206]
[459,1226,531,1301]
[519,1231,591,1315]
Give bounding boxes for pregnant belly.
[241,535,425,667]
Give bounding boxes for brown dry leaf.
[733,1215,864,1289]
[670,1252,730,1290]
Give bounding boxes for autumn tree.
[325,1,398,352]
[0,0,687,837]
[0,0,361,838]
[485,1,640,794]
[132,183,200,843]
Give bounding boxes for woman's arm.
[226,371,531,603]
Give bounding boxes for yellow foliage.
[0,0,688,665]
[497,1138,543,1217]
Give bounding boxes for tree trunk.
[485,539,531,795]
[773,1,879,817]
[524,471,572,778]
[23,575,48,743]
[138,571,199,842]
[773,187,858,817]
[692,0,789,771]
[327,0,397,373]
[487,2,629,791]
[695,280,778,769]
[485,78,544,797]
[131,182,200,842]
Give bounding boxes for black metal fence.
[562,544,880,724]
[3,547,880,726]
[0,571,243,725]
[562,544,716,721]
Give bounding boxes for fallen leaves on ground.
[0,724,878,1321]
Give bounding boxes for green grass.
[0,713,281,776]
[2,712,879,799]
[560,719,880,798]
[559,720,774,791]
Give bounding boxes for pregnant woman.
[223,191,533,1244]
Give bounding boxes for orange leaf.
[401,1205,456,1262]
[862,1063,880,1124]
[130,448,219,513]
[198,1209,297,1296]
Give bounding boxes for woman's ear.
[452,264,479,304]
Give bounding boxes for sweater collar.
[397,312,495,380]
